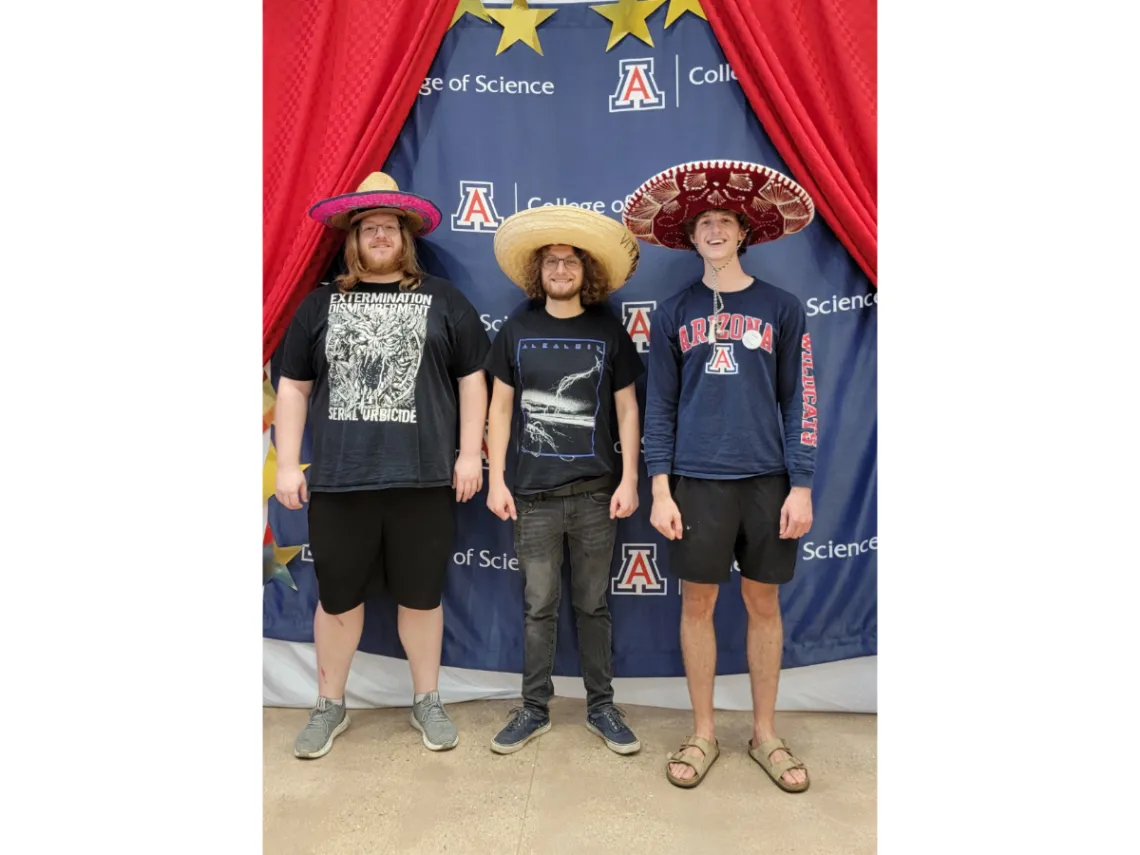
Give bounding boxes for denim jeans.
[513,489,617,715]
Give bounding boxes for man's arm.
[643,307,681,491]
[610,383,640,519]
[486,377,517,520]
[454,371,488,503]
[776,300,816,538]
[274,378,312,509]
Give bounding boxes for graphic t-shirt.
[278,275,491,492]
[485,300,645,495]
[642,277,818,487]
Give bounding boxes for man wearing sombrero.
[623,160,818,792]
[482,205,645,756]
[274,173,490,759]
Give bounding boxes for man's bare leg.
[668,581,719,781]
[741,578,806,787]
[398,604,444,695]
[314,602,364,699]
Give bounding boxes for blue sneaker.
[490,706,551,754]
[586,704,641,755]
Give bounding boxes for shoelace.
[505,706,537,731]
[597,705,627,732]
[420,699,449,723]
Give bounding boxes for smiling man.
[275,172,490,760]
[623,160,820,792]
[483,206,645,757]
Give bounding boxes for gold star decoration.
[590,0,667,51]
[450,0,491,29]
[662,0,706,28]
[487,0,557,56]
[263,533,301,590]
[263,442,310,505]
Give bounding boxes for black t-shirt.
[279,275,490,492]
[485,300,645,495]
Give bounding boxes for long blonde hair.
[334,214,425,292]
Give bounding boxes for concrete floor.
[264,697,876,855]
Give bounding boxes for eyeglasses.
[542,256,582,271]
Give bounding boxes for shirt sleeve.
[484,318,517,387]
[611,319,646,391]
[278,292,319,382]
[776,297,818,488]
[449,289,492,378]
[642,303,682,478]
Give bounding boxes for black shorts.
[668,474,799,586]
[307,487,454,614]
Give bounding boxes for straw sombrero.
[493,206,640,291]
[309,171,442,234]
[622,159,815,250]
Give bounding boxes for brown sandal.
[749,737,810,793]
[665,735,719,788]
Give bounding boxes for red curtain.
[705,0,877,286]
[263,0,454,365]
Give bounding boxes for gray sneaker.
[293,697,349,759]
[410,691,459,751]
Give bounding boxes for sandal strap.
[680,735,716,757]
[769,756,806,778]
[756,737,788,756]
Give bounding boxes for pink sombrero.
[622,159,815,250]
[309,171,442,234]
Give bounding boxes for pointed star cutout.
[264,523,302,590]
[487,0,557,56]
[263,443,310,505]
[590,0,667,51]
[663,0,706,28]
[450,0,491,29]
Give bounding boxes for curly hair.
[334,214,425,293]
[683,209,751,256]
[521,246,611,305]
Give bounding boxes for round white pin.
[742,329,762,350]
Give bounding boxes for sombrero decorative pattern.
[622,159,815,250]
[493,206,641,292]
[309,171,442,234]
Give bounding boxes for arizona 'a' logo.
[609,58,665,112]
[705,343,739,375]
[451,180,502,233]
[622,301,655,353]
[612,544,667,595]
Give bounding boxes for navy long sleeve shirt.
[642,277,818,487]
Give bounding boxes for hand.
[453,453,483,503]
[650,495,684,540]
[610,479,639,519]
[275,465,308,510]
[780,487,813,539]
[486,480,517,521]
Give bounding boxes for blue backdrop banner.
[263,6,877,678]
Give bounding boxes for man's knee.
[681,581,719,620]
[523,564,561,618]
[741,579,781,621]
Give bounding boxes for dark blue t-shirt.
[485,300,645,495]
[278,275,490,491]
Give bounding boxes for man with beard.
[274,173,490,759]
[623,160,818,792]
[483,206,645,756]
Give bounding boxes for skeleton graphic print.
[516,338,606,458]
[324,290,432,423]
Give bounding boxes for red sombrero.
[309,171,442,234]
[622,159,815,250]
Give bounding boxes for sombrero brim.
[622,159,815,250]
[493,206,640,292]
[309,190,442,234]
